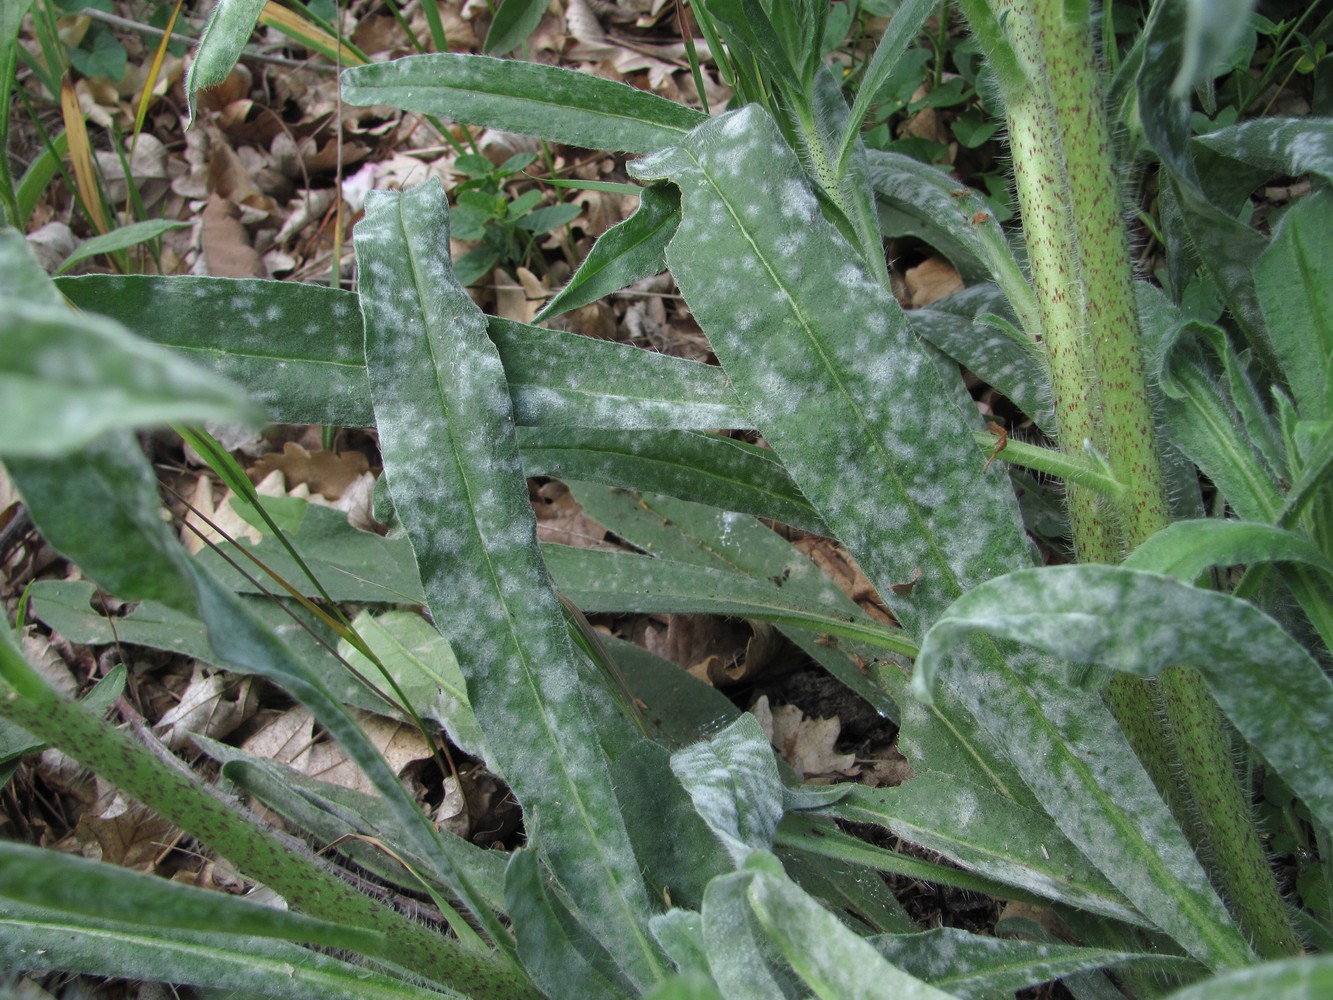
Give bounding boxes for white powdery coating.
[357,183,654,943]
[653,107,1038,638]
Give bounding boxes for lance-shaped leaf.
[868,926,1194,1000]
[519,427,823,533]
[0,233,257,457]
[829,779,1144,926]
[746,864,954,1000]
[355,179,664,989]
[866,151,1039,338]
[1254,190,1333,423]
[914,564,1333,834]
[1124,519,1333,585]
[185,0,265,126]
[0,903,457,1000]
[537,182,681,321]
[630,105,1249,970]
[0,841,383,955]
[1163,955,1333,1000]
[57,274,745,431]
[341,53,706,153]
[1196,118,1333,187]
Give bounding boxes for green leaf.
[56,274,373,427]
[568,482,901,722]
[1163,955,1333,1000]
[515,201,581,233]
[837,0,934,173]
[537,183,681,321]
[355,178,665,989]
[493,321,745,431]
[829,779,1143,925]
[1170,0,1258,97]
[1255,190,1333,422]
[57,274,745,432]
[702,865,804,999]
[0,904,457,1000]
[543,545,916,657]
[185,0,266,126]
[0,234,257,457]
[338,609,485,760]
[0,662,122,765]
[55,219,190,274]
[519,427,825,533]
[865,151,1040,338]
[869,926,1193,999]
[0,841,384,954]
[1197,118,1333,186]
[341,53,706,153]
[915,564,1333,836]
[669,715,784,863]
[1123,519,1333,584]
[484,0,549,55]
[632,107,1250,970]
[503,847,633,1000]
[746,866,953,999]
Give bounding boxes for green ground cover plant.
[3,0,1333,996]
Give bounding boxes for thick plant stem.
[990,0,1299,959]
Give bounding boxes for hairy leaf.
[1123,519,1333,584]
[1197,118,1333,186]
[915,565,1333,833]
[356,179,664,988]
[185,0,265,126]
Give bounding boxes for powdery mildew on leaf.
[917,565,1333,836]
[630,105,1033,638]
[632,106,1249,970]
[355,179,662,989]
[669,715,783,864]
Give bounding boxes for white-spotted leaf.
[355,179,664,989]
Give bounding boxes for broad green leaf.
[746,866,953,1000]
[338,609,485,759]
[1197,118,1333,186]
[650,909,711,980]
[0,234,257,457]
[869,926,1193,999]
[341,53,706,153]
[537,183,681,321]
[7,433,200,612]
[1164,955,1333,999]
[829,779,1144,925]
[355,179,665,988]
[866,151,1040,338]
[776,848,917,937]
[55,219,190,274]
[57,274,745,431]
[611,740,735,910]
[0,905,459,1000]
[56,274,372,427]
[915,564,1333,835]
[669,714,784,863]
[633,105,1250,970]
[603,635,741,746]
[1255,190,1333,422]
[185,0,266,126]
[484,0,548,55]
[503,848,632,1000]
[1124,519,1333,584]
[519,427,825,532]
[543,545,915,657]
[0,841,383,954]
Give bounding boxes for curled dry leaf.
[154,663,257,750]
[904,255,964,309]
